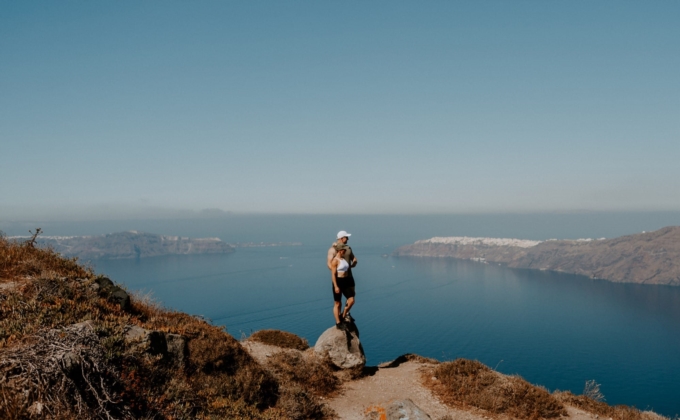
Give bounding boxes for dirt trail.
[242,340,605,420]
[326,359,484,420]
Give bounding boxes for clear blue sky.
[2,1,679,220]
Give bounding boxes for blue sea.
[3,213,680,416]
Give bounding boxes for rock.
[124,325,167,355]
[165,333,187,365]
[365,399,431,420]
[124,325,187,365]
[94,277,131,311]
[314,322,365,369]
[72,320,95,331]
[110,288,131,311]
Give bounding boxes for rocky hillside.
[20,231,234,260]
[393,226,680,286]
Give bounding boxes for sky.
[1,1,679,220]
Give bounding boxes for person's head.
[334,243,347,256]
[337,230,351,244]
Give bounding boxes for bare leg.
[333,301,342,324]
[342,296,355,318]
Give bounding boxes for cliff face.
[393,226,680,286]
[33,231,234,259]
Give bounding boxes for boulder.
[94,276,131,311]
[165,333,187,365]
[124,325,187,365]
[124,325,167,355]
[314,322,365,369]
[365,399,431,420]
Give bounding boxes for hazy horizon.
[4,207,680,224]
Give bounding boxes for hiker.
[327,231,357,329]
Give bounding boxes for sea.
[3,213,680,416]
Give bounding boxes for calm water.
[4,213,680,415]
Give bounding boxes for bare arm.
[327,246,337,271]
[330,259,340,293]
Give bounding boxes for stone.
[72,320,95,331]
[124,325,187,365]
[95,276,131,311]
[124,325,167,355]
[110,288,131,311]
[365,399,431,420]
[165,333,187,365]
[314,321,365,369]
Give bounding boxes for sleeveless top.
[336,257,350,274]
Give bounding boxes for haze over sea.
[3,212,680,416]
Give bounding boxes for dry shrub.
[425,359,566,419]
[0,230,90,281]
[0,276,130,348]
[0,323,130,420]
[266,350,339,397]
[0,236,286,419]
[554,391,665,420]
[381,353,440,367]
[276,385,331,420]
[250,329,309,351]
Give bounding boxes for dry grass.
[424,359,567,420]
[257,349,339,419]
[554,391,667,420]
[249,329,310,351]
[0,232,326,419]
[0,230,90,282]
[266,350,339,398]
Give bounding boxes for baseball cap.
[337,230,351,239]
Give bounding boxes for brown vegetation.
[266,351,339,398]
[249,329,310,351]
[554,391,660,420]
[424,359,567,420]
[0,232,319,419]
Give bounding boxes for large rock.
[314,322,365,369]
[94,276,131,311]
[124,325,187,365]
[365,399,431,420]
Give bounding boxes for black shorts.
[333,274,356,302]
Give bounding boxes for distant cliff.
[393,226,680,286]
[28,231,235,260]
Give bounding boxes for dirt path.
[326,359,485,420]
[241,340,610,420]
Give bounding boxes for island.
[393,226,680,286]
[20,231,235,260]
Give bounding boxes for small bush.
[249,329,309,351]
[554,391,661,420]
[0,229,90,281]
[266,350,339,397]
[425,359,566,419]
[277,385,330,420]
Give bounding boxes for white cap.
[337,230,351,239]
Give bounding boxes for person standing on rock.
[327,231,357,329]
